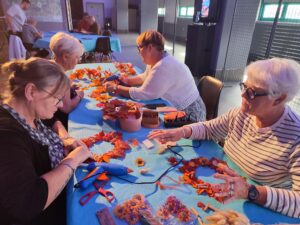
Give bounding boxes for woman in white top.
[148,58,300,218]
[105,30,206,121]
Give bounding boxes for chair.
[94,36,112,62]
[197,75,224,120]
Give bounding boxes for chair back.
[95,37,112,54]
[197,75,224,120]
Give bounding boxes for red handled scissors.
[80,181,115,205]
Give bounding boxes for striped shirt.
[189,106,300,218]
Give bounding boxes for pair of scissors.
[80,181,115,205]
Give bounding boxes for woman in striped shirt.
[148,58,300,218]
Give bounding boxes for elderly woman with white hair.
[149,58,300,218]
[48,32,84,129]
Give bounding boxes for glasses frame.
[239,82,269,100]
[39,88,64,106]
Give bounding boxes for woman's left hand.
[104,81,117,94]
[211,173,250,203]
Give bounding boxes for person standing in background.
[5,0,31,38]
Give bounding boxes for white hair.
[49,32,84,57]
[245,58,300,102]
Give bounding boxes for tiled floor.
[113,32,242,116]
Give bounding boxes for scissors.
[79,181,115,205]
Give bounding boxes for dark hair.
[136,30,165,52]
[0,58,70,101]
[21,0,31,4]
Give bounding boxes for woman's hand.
[76,89,84,99]
[64,144,92,169]
[104,81,117,94]
[148,128,185,143]
[118,75,129,85]
[62,137,87,154]
[211,173,250,204]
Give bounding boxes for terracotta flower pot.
[119,113,142,132]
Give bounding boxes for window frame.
[258,1,300,23]
[178,6,194,18]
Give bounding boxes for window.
[262,4,283,19]
[179,6,194,17]
[286,4,300,20]
[258,1,300,23]
[158,8,165,16]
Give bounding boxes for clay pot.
[119,113,142,132]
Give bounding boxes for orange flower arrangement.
[103,99,142,120]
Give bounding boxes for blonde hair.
[0,58,70,101]
[245,58,300,102]
[50,32,84,57]
[136,30,165,52]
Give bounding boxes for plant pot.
[119,114,142,132]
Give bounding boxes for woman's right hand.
[148,128,184,143]
[64,144,92,169]
[118,75,129,86]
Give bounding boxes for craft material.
[157,141,177,154]
[142,139,154,149]
[156,106,177,113]
[96,207,116,225]
[75,162,133,189]
[135,157,145,167]
[190,207,204,225]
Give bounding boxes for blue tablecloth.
[67,63,300,225]
[33,31,122,52]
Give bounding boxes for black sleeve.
[0,130,48,224]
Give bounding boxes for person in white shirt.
[148,58,300,218]
[5,0,31,37]
[104,30,206,121]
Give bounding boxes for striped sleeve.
[264,144,300,218]
[189,108,240,141]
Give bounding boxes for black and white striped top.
[189,106,300,218]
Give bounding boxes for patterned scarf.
[1,104,65,168]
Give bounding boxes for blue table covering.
[33,31,122,52]
[67,63,300,225]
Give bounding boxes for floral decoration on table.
[103,99,142,120]
[156,195,195,223]
[81,131,133,163]
[113,194,151,225]
[114,62,136,76]
[178,157,239,204]
[69,63,137,103]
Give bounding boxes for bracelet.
[181,127,186,138]
[61,163,75,174]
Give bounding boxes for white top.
[129,53,200,110]
[188,106,300,218]
[8,35,26,60]
[6,3,26,32]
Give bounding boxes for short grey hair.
[245,58,300,102]
[50,32,84,57]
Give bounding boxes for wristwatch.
[248,185,259,201]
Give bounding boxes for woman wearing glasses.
[0,58,91,225]
[148,58,300,218]
[48,32,85,130]
[104,30,206,122]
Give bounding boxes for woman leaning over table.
[49,32,85,129]
[0,58,91,225]
[149,58,300,218]
[104,30,206,122]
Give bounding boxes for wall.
[140,0,158,32]
[1,0,67,31]
[116,0,129,32]
[214,0,260,81]
[83,0,115,29]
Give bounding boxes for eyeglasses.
[39,88,64,106]
[239,82,269,100]
[137,44,145,52]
